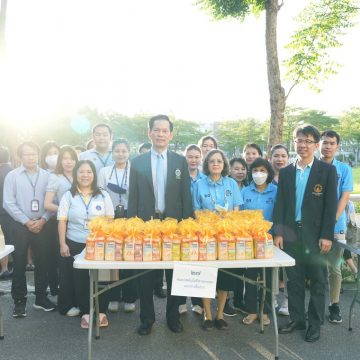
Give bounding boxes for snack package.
[105,238,116,261]
[181,237,190,261]
[161,218,178,261]
[134,238,143,261]
[189,237,199,261]
[162,237,173,261]
[254,237,265,259]
[235,237,252,260]
[85,235,96,260]
[114,237,123,261]
[172,236,181,261]
[143,220,162,261]
[217,235,229,261]
[178,219,200,261]
[124,217,145,261]
[94,237,105,261]
[123,237,135,261]
[245,238,254,259]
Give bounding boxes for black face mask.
[107,182,127,195]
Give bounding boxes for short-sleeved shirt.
[240,182,278,221]
[332,159,353,233]
[3,165,53,224]
[79,149,114,175]
[192,176,243,211]
[98,163,130,209]
[46,173,73,205]
[190,170,206,195]
[57,190,114,243]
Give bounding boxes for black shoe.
[33,297,56,312]
[223,300,237,317]
[328,303,342,324]
[305,326,320,342]
[154,288,167,299]
[137,322,153,336]
[214,318,228,330]
[202,319,214,331]
[167,320,183,333]
[0,270,12,280]
[13,301,26,318]
[278,320,306,334]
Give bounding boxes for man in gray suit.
[128,114,193,335]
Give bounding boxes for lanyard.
[63,174,72,185]
[96,152,111,167]
[79,194,93,220]
[207,180,228,208]
[110,162,128,203]
[24,171,40,198]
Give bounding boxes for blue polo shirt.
[332,159,353,234]
[190,170,206,195]
[240,182,278,221]
[192,176,243,211]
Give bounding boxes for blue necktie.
[156,154,165,213]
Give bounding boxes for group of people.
[0,114,354,343]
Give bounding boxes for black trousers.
[233,268,246,307]
[58,239,108,315]
[285,229,327,330]
[107,270,138,303]
[244,268,272,314]
[11,221,49,302]
[138,269,181,325]
[44,217,59,295]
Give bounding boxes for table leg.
[0,302,4,340]
[272,267,279,360]
[88,270,94,360]
[349,254,360,331]
[95,270,100,339]
[259,267,266,333]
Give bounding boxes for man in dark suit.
[273,124,337,343]
[128,114,193,335]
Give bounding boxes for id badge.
[84,220,89,229]
[31,200,39,212]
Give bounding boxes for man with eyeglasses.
[273,124,337,342]
[3,142,56,318]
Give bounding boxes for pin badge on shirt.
[31,200,39,212]
[175,169,181,179]
[312,184,323,196]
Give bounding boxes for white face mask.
[252,172,268,186]
[45,154,58,169]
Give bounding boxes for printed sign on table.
[171,263,218,298]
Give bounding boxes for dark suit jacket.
[127,150,193,221]
[273,158,337,251]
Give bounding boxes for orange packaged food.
[105,237,116,261]
[206,238,217,261]
[217,235,229,261]
[114,237,123,261]
[123,237,135,261]
[134,238,143,261]
[181,237,190,261]
[228,237,236,260]
[162,237,173,261]
[94,237,105,261]
[160,218,178,261]
[143,220,162,261]
[85,236,96,260]
[199,238,207,261]
[254,237,266,259]
[189,237,199,261]
[235,237,252,260]
[245,238,254,259]
[172,236,181,261]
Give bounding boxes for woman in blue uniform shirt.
[58,160,114,329]
[193,149,243,331]
[240,158,277,326]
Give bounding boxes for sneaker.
[66,307,80,317]
[178,304,188,314]
[233,302,248,314]
[124,302,136,313]
[108,301,120,313]
[191,305,203,315]
[33,297,56,312]
[278,298,289,316]
[223,300,237,317]
[13,301,26,318]
[329,303,342,324]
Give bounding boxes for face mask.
[45,154,58,169]
[252,172,268,186]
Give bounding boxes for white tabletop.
[74,246,295,270]
[0,245,14,260]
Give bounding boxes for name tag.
[31,200,39,212]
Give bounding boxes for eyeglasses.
[294,139,317,145]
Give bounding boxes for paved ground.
[1,275,359,360]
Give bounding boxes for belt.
[295,221,302,229]
[154,211,165,220]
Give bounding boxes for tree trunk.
[265,0,285,153]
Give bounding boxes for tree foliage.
[284,0,359,94]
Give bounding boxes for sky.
[1,0,359,127]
